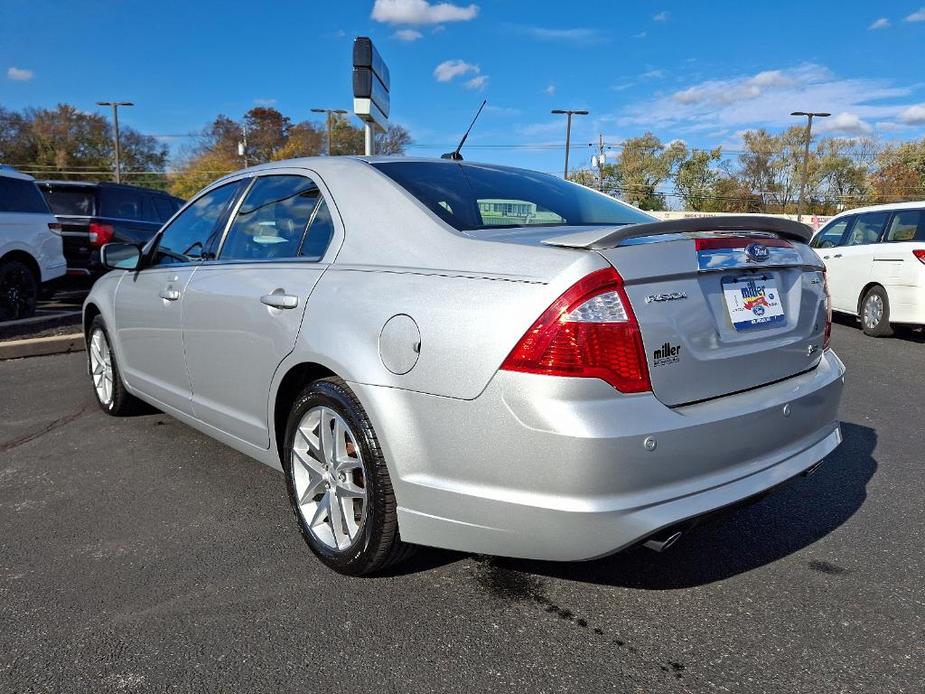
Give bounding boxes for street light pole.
[311,107,348,156]
[551,109,589,179]
[96,101,134,183]
[790,111,830,221]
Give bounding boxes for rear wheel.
[0,260,38,321]
[87,316,142,415]
[860,286,893,337]
[283,377,414,575]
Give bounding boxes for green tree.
[674,146,722,210]
[614,133,685,210]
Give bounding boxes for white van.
[0,166,66,320]
[811,201,925,336]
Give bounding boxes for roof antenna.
[442,99,487,161]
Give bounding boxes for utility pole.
[96,101,133,183]
[311,107,348,156]
[238,122,249,168]
[790,111,830,221]
[592,134,607,192]
[551,109,589,178]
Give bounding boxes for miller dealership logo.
[653,341,681,367]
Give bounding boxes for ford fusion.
[83,157,845,575]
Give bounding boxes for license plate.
[722,275,785,330]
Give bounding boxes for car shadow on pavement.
[487,421,877,590]
[833,313,925,343]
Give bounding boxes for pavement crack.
[0,404,91,453]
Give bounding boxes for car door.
[872,209,925,287]
[829,211,890,312]
[813,216,853,311]
[112,180,246,412]
[181,171,339,448]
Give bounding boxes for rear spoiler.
[541,215,814,250]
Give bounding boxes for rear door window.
[0,177,52,213]
[883,210,925,243]
[100,188,143,220]
[220,175,321,261]
[41,186,95,216]
[843,212,889,246]
[812,217,851,248]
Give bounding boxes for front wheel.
[283,377,415,575]
[860,286,893,337]
[87,316,142,415]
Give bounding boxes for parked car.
[83,158,845,575]
[37,180,183,281]
[0,165,66,320]
[811,201,925,336]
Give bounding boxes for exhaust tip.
[643,530,683,553]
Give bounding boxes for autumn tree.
[869,139,925,203]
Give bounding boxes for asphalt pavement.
[1,319,923,693]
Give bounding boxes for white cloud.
[253,97,277,107]
[868,18,890,30]
[653,11,670,22]
[820,112,873,135]
[641,69,665,79]
[633,31,647,39]
[465,75,488,90]
[619,63,916,134]
[372,0,478,25]
[516,26,604,43]
[905,7,925,22]
[900,104,925,125]
[394,28,423,40]
[544,84,556,96]
[7,66,33,81]
[434,59,479,82]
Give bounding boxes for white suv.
[0,166,66,320]
[811,201,925,336]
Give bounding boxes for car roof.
[0,164,37,182]
[828,200,925,220]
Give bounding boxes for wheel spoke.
[327,486,347,547]
[320,410,335,465]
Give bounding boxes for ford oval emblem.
[745,243,770,263]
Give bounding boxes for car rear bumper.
[352,349,846,561]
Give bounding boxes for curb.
[0,333,85,361]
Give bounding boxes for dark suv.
[37,181,184,280]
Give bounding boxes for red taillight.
[500,267,651,393]
[822,269,833,351]
[88,221,114,248]
[914,249,925,265]
[47,222,62,234]
[694,236,793,251]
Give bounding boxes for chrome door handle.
[159,288,180,301]
[260,293,299,310]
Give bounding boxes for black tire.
[283,377,415,575]
[860,286,893,337]
[86,315,142,416]
[0,260,38,321]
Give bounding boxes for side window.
[220,175,320,261]
[843,211,889,247]
[300,199,335,260]
[152,182,242,266]
[100,188,143,220]
[153,197,178,224]
[883,210,925,243]
[812,218,851,249]
[0,177,52,213]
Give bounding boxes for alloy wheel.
[89,328,114,406]
[0,265,37,320]
[863,294,883,330]
[291,406,368,551]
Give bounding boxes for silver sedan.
[84,157,845,575]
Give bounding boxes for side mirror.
[101,243,142,271]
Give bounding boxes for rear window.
[372,161,652,232]
[153,196,182,223]
[42,186,95,216]
[0,177,52,214]
[883,210,925,243]
[100,188,144,220]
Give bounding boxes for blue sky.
[2,0,925,175]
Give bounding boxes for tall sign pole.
[353,37,390,156]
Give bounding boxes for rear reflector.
[914,249,925,265]
[88,221,114,248]
[500,268,651,393]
